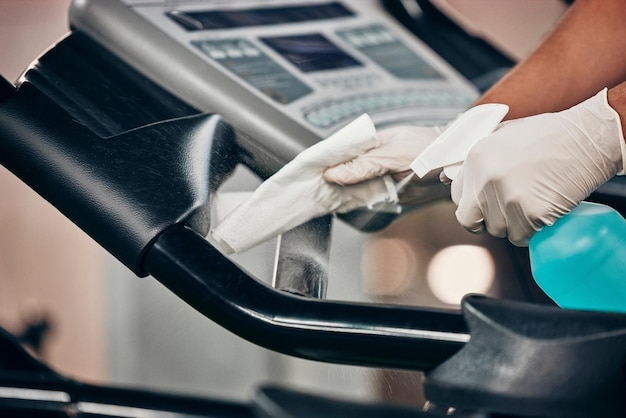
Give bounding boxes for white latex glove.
[451,89,626,246]
[211,114,399,254]
[323,125,445,185]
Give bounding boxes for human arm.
[608,82,626,133]
[475,0,626,120]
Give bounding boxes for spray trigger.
[409,103,509,181]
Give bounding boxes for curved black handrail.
[145,224,468,371]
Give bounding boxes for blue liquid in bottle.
[529,201,626,313]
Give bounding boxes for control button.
[225,48,244,58]
[243,47,261,57]
[379,31,395,43]
[314,72,382,90]
[208,49,227,60]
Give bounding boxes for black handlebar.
[146,223,468,370]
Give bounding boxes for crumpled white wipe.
[211,114,399,254]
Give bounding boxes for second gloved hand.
[451,89,626,246]
[323,124,445,185]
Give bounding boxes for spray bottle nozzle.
[410,103,509,181]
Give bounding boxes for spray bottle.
[409,104,626,313]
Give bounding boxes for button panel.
[303,89,474,128]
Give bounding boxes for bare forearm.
[475,0,626,120]
[608,82,626,134]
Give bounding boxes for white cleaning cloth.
[211,114,399,254]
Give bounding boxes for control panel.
[70,0,479,167]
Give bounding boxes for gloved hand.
[323,124,445,185]
[451,89,626,246]
[211,114,400,254]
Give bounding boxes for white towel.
[211,114,399,254]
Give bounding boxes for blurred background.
[0,0,567,408]
[0,0,107,382]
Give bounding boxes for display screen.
[338,25,444,80]
[261,34,362,73]
[167,2,354,31]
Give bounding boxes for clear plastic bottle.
[529,201,626,313]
